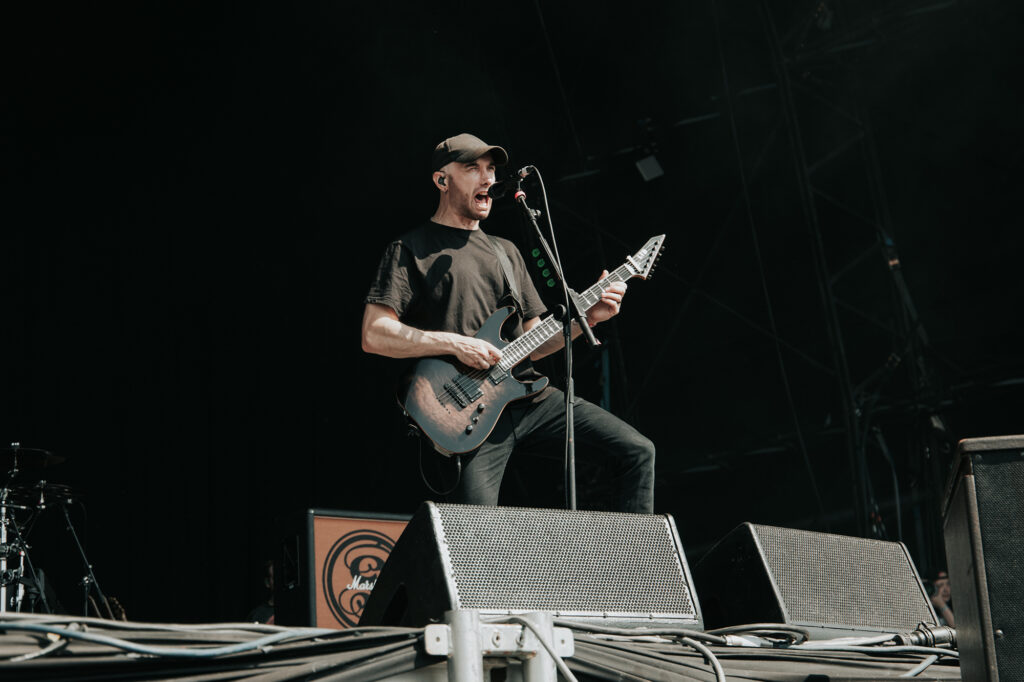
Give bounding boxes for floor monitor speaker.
[692,522,937,639]
[359,502,702,629]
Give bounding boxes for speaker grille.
[972,448,1024,678]
[431,504,698,622]
[753,524,934,632]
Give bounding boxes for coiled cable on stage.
[554,619,729,682]
[558,620,957,680]
[705,622,811,645]
[774,628,958,679]
[5,623,75,662]
[3,611,332,635]
[0,621,334,659]
[554,619,729,646]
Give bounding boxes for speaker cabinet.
[692,523,937,639]
[275,508,410,629]
[359,502,703,629]
[943,435,1024,682]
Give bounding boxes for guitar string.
[432,264,637,405]
[497,264,633,367]
[426,244,660,417]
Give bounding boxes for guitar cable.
[415,435,462,497]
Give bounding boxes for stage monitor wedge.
[359,502,703,629]
[943,435,1024,682]
[692,522,937,640]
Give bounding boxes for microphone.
[486,165,536,198]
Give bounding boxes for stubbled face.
[441,153,497,222]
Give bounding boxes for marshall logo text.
[322,529,397,628]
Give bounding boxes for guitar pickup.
[443,382,468,408]
[444,379,482,408]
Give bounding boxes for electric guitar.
[399,234,666,455]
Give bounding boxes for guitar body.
[400,307,549,456]
[395,234,666,457]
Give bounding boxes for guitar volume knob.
[465,424,474,434]
[477,404,486,412]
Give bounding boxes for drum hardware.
[0,443,86,616]
[0,444,117,618]
[60,497,114,619]
[0,486,36,614]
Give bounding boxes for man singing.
[361,133,654,513]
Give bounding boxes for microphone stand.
[61,501,112,618]
[511,177,600,511]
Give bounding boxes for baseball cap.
[431,133,509,171]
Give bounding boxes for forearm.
[362,304,503,370]
[934,602,954,624]
[530,319,585,361]
[529,273,626,361]
[362,314,458,359]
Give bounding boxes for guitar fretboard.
[492,263,634,375]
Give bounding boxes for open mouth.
[474,192,490,207]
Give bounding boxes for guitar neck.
[494,263,634,373]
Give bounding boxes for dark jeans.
[446,390,655,513]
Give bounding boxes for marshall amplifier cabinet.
[274,508,410,629]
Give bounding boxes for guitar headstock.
[624,234,666,280]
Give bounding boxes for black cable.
[416,438,461,497]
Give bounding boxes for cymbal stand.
[60,502,112,618]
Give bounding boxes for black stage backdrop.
[3,1,1022,623]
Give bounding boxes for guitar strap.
[484,233,524,318]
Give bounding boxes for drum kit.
[1,442,109,616]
